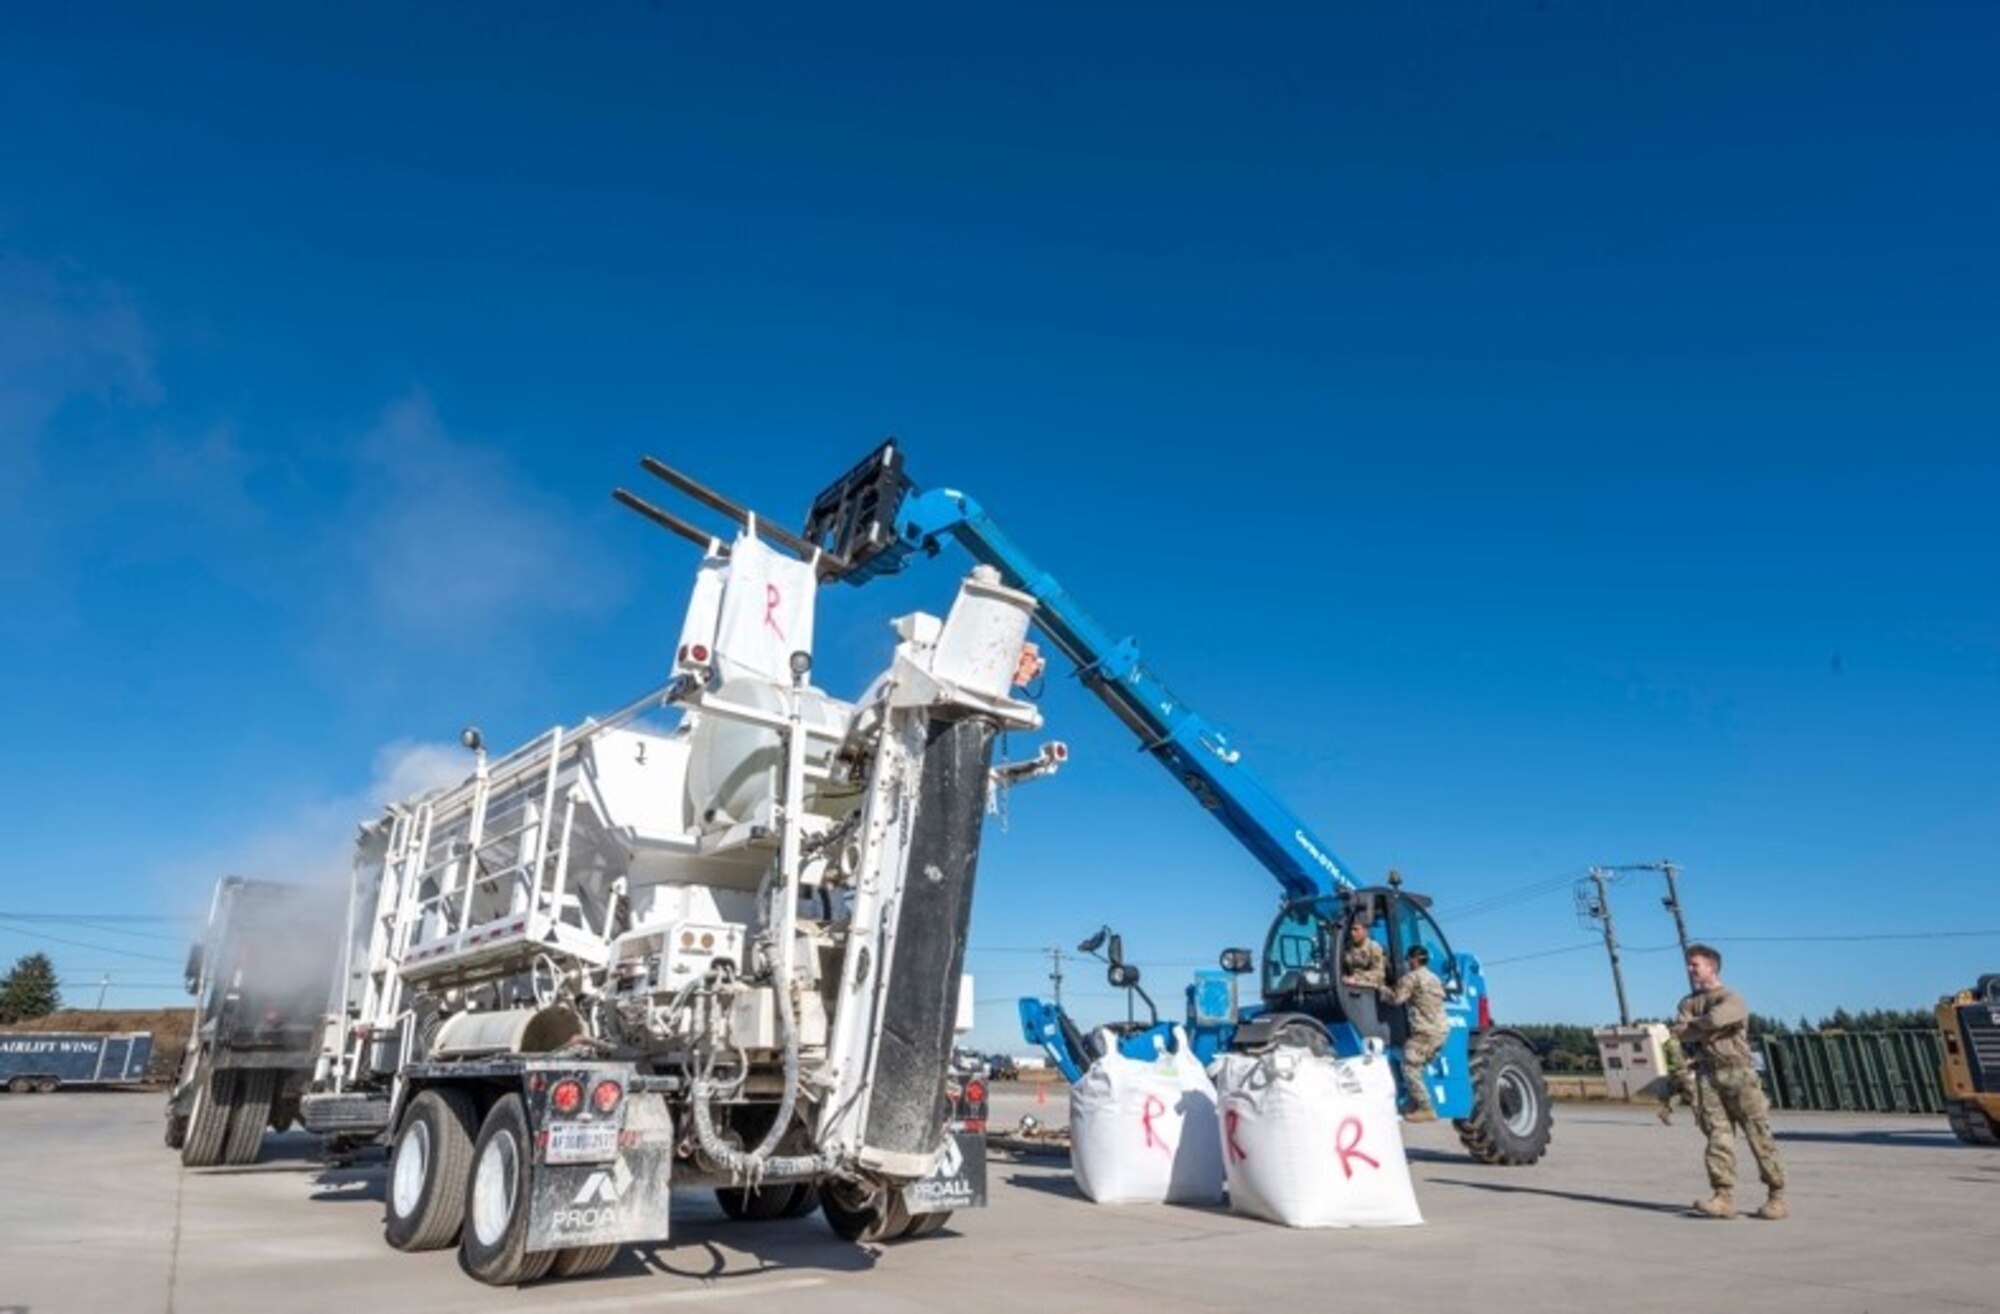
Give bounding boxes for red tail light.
[550,1079,584,1115]
[690,644,710,664]
[965,1080,987,1105]
[1478,994,1493,1030]
[591,1080,623,1114]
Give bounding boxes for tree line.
[1515,1008,1941,1073]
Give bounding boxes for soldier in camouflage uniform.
[1673,943,1787,1220]
[1382,945,1448,1122]
[1340,914,1387,990]
[1656,1032,1696,1125]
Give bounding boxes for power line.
[1482,943,1603,967]
[1438,868,1590,922]
[1709,929,2000,944]
[0,912,193,922]
[0,919,180,964]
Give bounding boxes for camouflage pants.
[1402,1032,1444,1112]
[1694,1065,1785,1192]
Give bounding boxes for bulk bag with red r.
[1069,1026,1225,1205]
[1211,1047,1423,1228]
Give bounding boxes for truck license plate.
[546,1122,619,1164]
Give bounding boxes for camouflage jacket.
[1674,985,1755,1070]
[1341,937,1387,989]
[1386,965,1448,1039]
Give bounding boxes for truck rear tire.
[165,1111,189,1149]
[904,1209,951,1238]
[780,1184,821,1219]
[386,1088,481,1252]
[222,1070,276,1166]
[35,1077,60,1094]
[1454,1030,1554,1166]
[182,1069,236,1168]
[6,1077,30,1094]
[1946,1099,2000,1146]
[550,1244,622,1278]
[821,1179,910,1243]
[460,1095,556,1286]
[716,1183,803,1221]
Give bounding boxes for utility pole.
[1659,859,1694,986]
[1599,858,1695,989]
[1578,867,1631,1026]
[1045,946,1066,1011]
[96,973,111,1010]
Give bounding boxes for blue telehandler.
[623,442,1554,1165]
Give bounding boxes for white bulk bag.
[1211,1046,1423,1229]
[1069,1026,1225,1205]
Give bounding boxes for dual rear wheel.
[385,1090,621,1286]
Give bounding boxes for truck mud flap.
[527,1091,676,1252]
[865,717,996,1162]
[901,1128,986,1215]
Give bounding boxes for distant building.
[1593,1023,1670,1099]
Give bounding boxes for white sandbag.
[1069,1026,1225,1205]
[711,530,817,684]
[1211,1046,1423,1229]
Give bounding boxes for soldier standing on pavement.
[1381,945,1448,1122]
[1341,914,1387,990]
[1673,943,1787,1220]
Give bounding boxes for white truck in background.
[300,458,1062,1285]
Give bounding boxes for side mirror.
[1106,934,1126,967]
[183,945,205,995]
[1218,948,1254,975]
[1077,926,1108,955]
[1108,963,1141,989]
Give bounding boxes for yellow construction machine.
[1937,974,2000,1146]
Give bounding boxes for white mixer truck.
[300,461,1062,1285]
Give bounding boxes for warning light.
[551,1079,584,1115]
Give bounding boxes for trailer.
[0,1032,154,1092]
[299,469,1061,1285]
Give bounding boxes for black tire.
[459,1095,556,1286]
[269,1095,300,1134]
[716,1183,803,1221]
[904,1209,950,1238]
[386,1088,481,1252]
[821,1178,911,1243]
[1946,1099,2000,1147]
[1455,1030,1554,1166]
[35,1077,60,1094]
[1272,1020,1333,1057]
[182,1068,236,1168]
[221,1069,276,1166]
[165,1111,189,1150]
[5,1077,31,1094]
[550,1244,621,1278]
[780,1183,821,1219]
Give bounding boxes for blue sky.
[2,3,1995,1051]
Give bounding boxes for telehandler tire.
[386,1088,481,1252]
[1455,1030,1553,1165]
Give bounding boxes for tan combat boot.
[1405,1107,1438,1123]
[1657,1104,1675,1126]
[1753,1191,1788,1221]
[1692,1192,1735,1219]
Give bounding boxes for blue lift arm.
[854,482,1358,907]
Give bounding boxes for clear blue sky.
[3,3,1995,1051]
